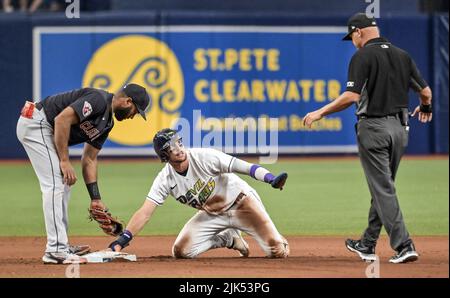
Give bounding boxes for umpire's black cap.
[122,83,150,120]
[343,13,378,41]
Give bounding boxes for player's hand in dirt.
[108,230,133,251]
[108,240,123,252]
[60,160,77,186]
[270,173,288,190]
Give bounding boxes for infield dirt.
[0,236,447,278]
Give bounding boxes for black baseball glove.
[270,173,288,190]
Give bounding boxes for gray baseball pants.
[356,115,413,251]
[17,106,70,253]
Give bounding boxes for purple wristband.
[123,230,133,240]
[250,165,260,178]
[264,173,275,183]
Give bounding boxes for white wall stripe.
[69,145,358,156]
[34,25,347,34]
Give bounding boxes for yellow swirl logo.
[83,35,184,145]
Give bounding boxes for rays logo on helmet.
[83,101,93,117]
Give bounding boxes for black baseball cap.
[343,13,378,41]
[122,83,150,120]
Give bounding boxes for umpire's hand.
[411,106,432,123]
[303,110,323,128]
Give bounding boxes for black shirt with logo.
[345,37,428,117]
[40,88,114,149]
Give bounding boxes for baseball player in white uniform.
[109,129,289,258]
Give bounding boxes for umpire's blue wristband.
[420,104,432,113]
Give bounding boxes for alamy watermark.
[365,256,380,278]
[65,263,80,278]
[171,110,280,164]
[365,0,380,18]
[65,0,80,19]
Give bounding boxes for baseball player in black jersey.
[16,83,150,264]
[303,13,432,264]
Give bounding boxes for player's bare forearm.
[54,106,79,162]
[108,202,156,252]
[54,107,80,185]
[126,200,158,236]
[82,154,101,203]
[54,118,72,162]
[81,158,97,184]
[81,144,99,184]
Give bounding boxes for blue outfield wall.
[111,0,423,14]
[0,12,447,158]
[432,15,449,154]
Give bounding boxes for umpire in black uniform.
[303,13,433,264]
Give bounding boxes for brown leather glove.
[88,208,124,236]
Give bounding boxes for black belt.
[35,102,43,111]
[357,112,400,120]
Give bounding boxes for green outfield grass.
[0,157,448,236]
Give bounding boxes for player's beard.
[114,106,133,121]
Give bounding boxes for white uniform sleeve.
[230,157,274,183]
[199,148,236,175]
[146,171,169,206]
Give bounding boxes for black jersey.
[346,37,428,117]
[40,88,114,149]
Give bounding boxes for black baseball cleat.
[389,243,419,264]
[345,239,377,262]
